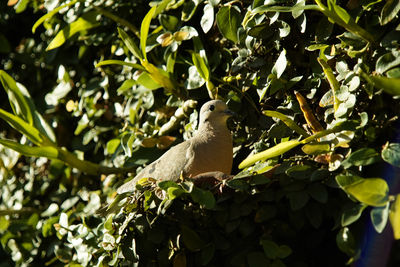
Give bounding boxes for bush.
[1,0,400,266]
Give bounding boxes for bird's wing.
[116,140,193,194]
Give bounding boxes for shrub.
[1,0,400,266]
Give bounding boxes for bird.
[117,100,234,194]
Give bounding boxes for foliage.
[1,0,400,266]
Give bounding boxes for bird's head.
[199,100,234,127]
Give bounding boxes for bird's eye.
[209,104,215,111]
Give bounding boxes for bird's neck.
[196,121,231,141]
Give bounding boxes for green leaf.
[0,108,44,145]
[261,240,292,259]
[32,0,79,33]
[141,61,175,92]
[315,0,375,43]
[158,180,180,190]
[331,1,351,23]
[167,187,185,200]
[216,5,241,43]
[136,71,162,90]
[0,70,33,125]
[367,74,400,96]
[263,110,309,137]
[341,203,367,226]
[307,44,329,52]
[252,4,320,15]
[201,243,215,266]
[0,34,11,53]
[239,140,301,169]
[301,142,331,155]
[287,191,309,210]
[286,165,313,180]
[159,14,179,31]
[118,28,143,60]
[336,227,356,256]
[154,0,173,17]
[192,52,210,81]
[181,225,206,251]
[376,51,400,74]
[341,148,381,169]
[46,11,100,51]
[370,203,389,233]
[182,0,199,21]
[307,183,328,203]
[340,177,389,207]
[292,0,306,18]
[106,139,120,154]
[190,188,216,209]
[0,139,58,159]
[95,60,145,70]
[336,175,363,187]
[380,0,400,25]
[140,6,157,61]
[382,143,400,167]
[0,216,10,232]
[42,216,58,237]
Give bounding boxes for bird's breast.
[185,133,233,176]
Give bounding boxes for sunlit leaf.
[0,139,58,159]
[140,6,157,61]
[302,142,331,155]
[380,0,400,25]
[95,60,145,70]
[389,194,400,239]
[192,52,210,81]
[272,49,287,79]
[32,0,79,33]
[141,61,174,91]
[263,110,309,137]
[136,71,162,90]
[331,1,351,23]
[0,108,44,145]
[154,0,173,17]
[47,12,100,50]
[252,4,320,15]
[118,27,143,60]
[338,176,389,207]
[201,3,214,33]
[239,140,301,169]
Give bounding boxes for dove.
[117,100,233,194]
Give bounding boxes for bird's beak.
[223,109,236,117]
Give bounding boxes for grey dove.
[117,100,233,194]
